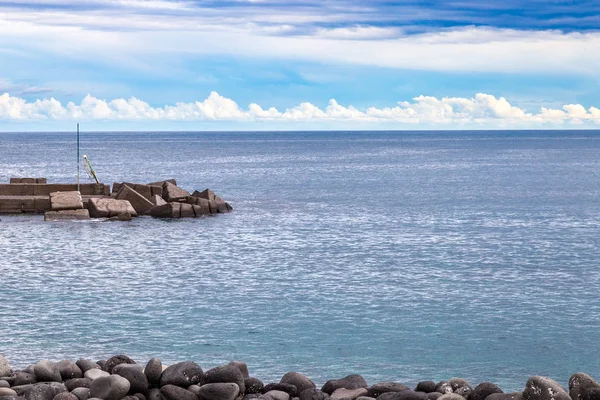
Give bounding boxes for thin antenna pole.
[77,123,80,192]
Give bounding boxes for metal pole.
[77,123,80,192]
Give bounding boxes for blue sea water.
[1,130,600,392]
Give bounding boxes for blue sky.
[1,0,600,130]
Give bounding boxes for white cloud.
[2,91,600,127]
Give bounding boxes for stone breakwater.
[0,355,598,400]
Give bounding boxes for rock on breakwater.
[0,354,598,400]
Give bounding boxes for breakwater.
[0,354,597,400]
[0,178,232,220]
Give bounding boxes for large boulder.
[184,196,213,215]
[523,377,569,400]
[144,358,162,385]
[13,372,37,386]
[415,383,436,394]
[162,182,190,202]
[331,388,368,400]
[113,364,149,395]
[470,383,502,400]
[44,209,90,221]
[75,360,99,374]
[159,361,203,388]
[70,387,90,400]
[88,198,137,218]
[366,383,410,398]
[0,356,10,377]
[322,375,367,395]
[50,191,83,211]
[204,365,246,395]
[64,378,91,392]
[14,382,67,400]
[116,185,155,215]
[265,390,290,400]
[112,183,162,201]
[103,355,136,374]
[148,179,177,187]
[299,388,330,400]
[34,361,62,382]
[198,383,240,400]
[89,375,131,400]
[229,362,249,379]
[280,373,315,396]
[56,361,82,381]
[192,189,224,203]
[83,370,109,381]
[569,373,600,400]
[263,384,298,397]
[160,385,198,400]
[149,202,206,218]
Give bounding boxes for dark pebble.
[470,383,502,400]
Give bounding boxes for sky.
[1,0,600,130]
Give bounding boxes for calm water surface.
[1,131,600,391]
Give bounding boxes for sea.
[1,130,600,392]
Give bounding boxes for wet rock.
[263,384,298,397]
[415,384,436,394]
[64,379,91,392]
[89,375,130,400]
[83,370,109,381]
[331,388,368,400]
[144,358,162,385]
[52,393,78,400]
[56,362,82,381]
[366,383,410,398]
[246,378,265,394]
[103,355,136,374]
[322,376,368,395]
[159,361,203,388]
[485,393,522,400]
[162,182,190,202]
[13,372,37,386]
[470,383,502,400]
[569,373,600,400]
[0,356,10,377]
[229,362,250,379]
[75,360,99,374]
[113,364,149,395]
[70,387,90,400]
[299,388,330,400]
[198,383,240,400]
[267,390,291,400]
[523,377,569,400]
[34,361,62,382]
[160,384,198,400]
[49,191,83,211]
[204,365,246,395]
[435,383,453,395]
[280,373,315,396]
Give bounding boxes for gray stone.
[64,379,91,392]
[133,394,146,400]
[44,209,90,221]
[113,364,149,395]
[159,361,203,388]
[246,378,265,394]
[470,383,502,400]
[229,362,249,379]
[13,372,37,386]
[147,388,161,400]
[331,388,368,400]
[52,393,78,400]
[49,191,83,211]
[570,373,600,400]
[116,185,155,215]
[426,395,442,400]
[299,389,329,400]
[435,383,453,395]
[162,182,190,202]
[366,383,410,398]
[89,375,130,400]
[88,198,137,218]
[75,360,99,374]
[160,385,198,400]
[0,381,9,388]
[378,392,427,400]
[448,380,471,393]
[204,365,246,395]
[144,358,162,385]
[83,370,108,381]
[56,361,82,381]
[103,355,136,374]
[485,393,522,400]
[267,390,291,400]
[523,377,569,400]
[455,388,471,399]
[0,356,10,377]
[357,397,376,400]
[188,385,201,397]
[322,376,368,395]
[198,383,240,400]
[415,383,436,394]
[14,382,67,400]
[0,389,17,397]
[263,384,298,397]
[280,373,315,396]
[70,388,90,400]
[437,395,466,400]
[34,361,62,382]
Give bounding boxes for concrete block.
[180,203,195,218]
[162,182,190,202]
[116,185,155,214]
[153,194,167,206]
[88,198,138,218]
[149,202,181,218]
[50,191,84,211]
[44,209,90,221]
[192,189,223,203]
[10,177,47,184]
[184,196,211,215]
[148,179,177,187]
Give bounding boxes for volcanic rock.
[280,373,315,396]
[198,383,240,400]
[523,377,569,400]
[470,383,502,400]
[143,358,162,385]
[322,375,367,395]
[34,361,62,382]
[159,361,203,388]
[204,365,246,395]
[246,378,265,394]
[160,385,198,400]
[56,361,82,381]
[89,375,130,400]
[113,364,149,395]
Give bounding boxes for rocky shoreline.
[0,355,597,400]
